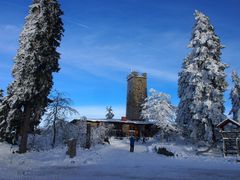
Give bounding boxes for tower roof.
[127,71,147,81]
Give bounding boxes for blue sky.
[0,0,240,118]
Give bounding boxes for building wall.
[126,71,147,120]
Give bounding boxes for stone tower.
[126,71,147,121]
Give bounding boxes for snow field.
[1,138,240,180]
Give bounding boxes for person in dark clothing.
[130,136,135,152]
[142,136,146,144]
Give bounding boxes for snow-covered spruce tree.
[176,10,228,143]
[105,106,114,120]
[141,88,176,133]
[0,0,64,153]
[229,71,240,121]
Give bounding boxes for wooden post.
[223,138,227,157]
[85,123,91,149]
[66,138,77,158]
[237,137,240,156]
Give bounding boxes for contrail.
[64,17,90,29]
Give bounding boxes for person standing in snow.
[130,135,135,152]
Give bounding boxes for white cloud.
[104,59,178,81]
[60,48,178,82]
[58,29,188,83]
[0,25,20,53]
[0,25,19,31]
[71,105,125,119]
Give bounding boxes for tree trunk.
[210,122,217,144]
[19,105,31,153]
[52,105,58,148]
[52,118,56,148]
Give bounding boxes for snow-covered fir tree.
[106,106,114,120]
[229,71,240,121]
[176,10,228,143]
[141,88,176,132]
[0,0,64,153]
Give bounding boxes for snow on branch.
[141,88,177,132]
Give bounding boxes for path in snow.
[1,139,240,180]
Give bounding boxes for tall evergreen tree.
[229,71,240,121]
[0,0,64,153]
[176,10,228,143]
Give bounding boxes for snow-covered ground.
[0,138,240,180]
